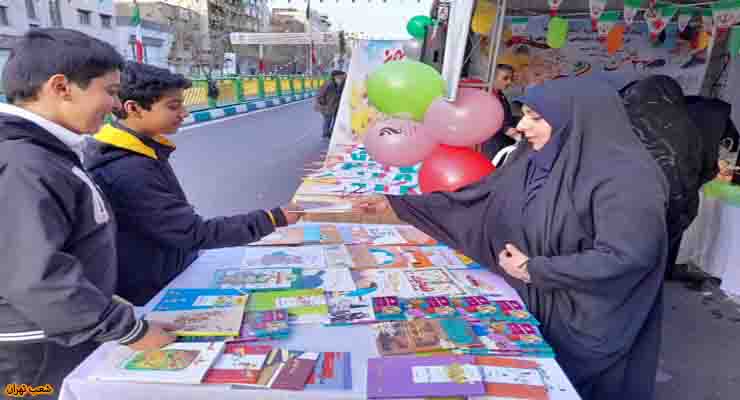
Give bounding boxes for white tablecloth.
[60,246,581,400]
[678,193,740,297]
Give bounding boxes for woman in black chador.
[358,77,669,400]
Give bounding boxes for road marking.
[176,99,313,134]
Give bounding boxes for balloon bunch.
[362,51,505,193]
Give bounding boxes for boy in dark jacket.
[0,29,175,396]
[85,62,301,306]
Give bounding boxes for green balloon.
[407,15,434,39]
[547,17,569,49]
[367,60,445,121]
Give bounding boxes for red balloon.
[419,145,496,193]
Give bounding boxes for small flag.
[132,0,144,63]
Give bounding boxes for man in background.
[481,64,519,163]
[315,70,347,139]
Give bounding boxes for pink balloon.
[424,88,505,147]
[363,118,438,167]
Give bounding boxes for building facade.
[1,0,118,95]
[115,16,173,69]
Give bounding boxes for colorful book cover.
[450,270,503,297]
[250,226,310,246]
[323,245,354,269]
[492,300,539,325]
[404,268,469,297]
[148,289,248,337]
[305,352,352,390]
[211,267,303,292]
[375,320,445,356]
[248,289,329,325]
[203,343,272,385]
[350,269,417,298]
[396,226,438,245]
[89,342,225,384]
[451,296,499,320]
[240,246,327,268]
[257,348,319,390]
[325,291,376,325]
[407,296,460,319]
[375,319,483,356]
[366,355,486,399]
[348,245,432,269]
[474,357,549,400]
[372,296,406,321]
[338,225,408,245]
[470,321,554,357]
[302,268,357,292]
[319,225,344,244]
[421,246,482,269]
[239,310,290,340]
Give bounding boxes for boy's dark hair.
[114,62,192,119]
[496,64,515,75]
[2,28,124,104]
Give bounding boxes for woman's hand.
[350,195,391,214]
[498,243,531,283]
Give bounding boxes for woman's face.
[516,105,552,151]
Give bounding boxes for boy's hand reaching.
[126,322,177,352]
[281,204,304,225]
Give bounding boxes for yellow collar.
[94,124,175,160]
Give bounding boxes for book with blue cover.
[211,267,303,292]
[148,289,248,337]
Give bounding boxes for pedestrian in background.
[315,70,347,139]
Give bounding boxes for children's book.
[249,289,329,325]
[469,321,554,358]
[450,270,503,297]
[366,355,486,399]
[372,296,406,322]
[491,300,540,325]
[203,343,273,385]
[302,268,357,292]
[256,348,320,390]
[249,225,342,246]
[291,200,353,214]
[325,291,376,326]
[239,310,290,341]
[350,269,417,298]
[403,268,469,297]
[338,225,408,245]
[473,357,549,400]
[211,267,303,292]
[396,226,438,246]
[148,289,248,337]
[305,352,352,390]
[421,246,482,269]
[375,319,483,356]
[323,244,355,269]
[406,296,460,319]
[240,246,327,269]
[89,342,225,384]
[347,245,432,269]
[451,296,499,320]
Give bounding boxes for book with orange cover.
[348,245,433,269]
[474,357,549,400]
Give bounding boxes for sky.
[270,0,434,37]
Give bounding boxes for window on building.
[78,9,91,26]
[100,14,112,28]
[49,0,62,26]
[26,0,37,20]
[0,6,9,26]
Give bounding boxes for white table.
[60,245,581,400]
[678,189,740,297]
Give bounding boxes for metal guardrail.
[185,75,328,111]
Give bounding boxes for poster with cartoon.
[491,16,714,96]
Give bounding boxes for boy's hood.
[85,123,176,170]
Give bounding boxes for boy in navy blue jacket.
[85,62,301,306]
[0,30,175,396]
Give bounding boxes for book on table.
[147,288,248,337]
